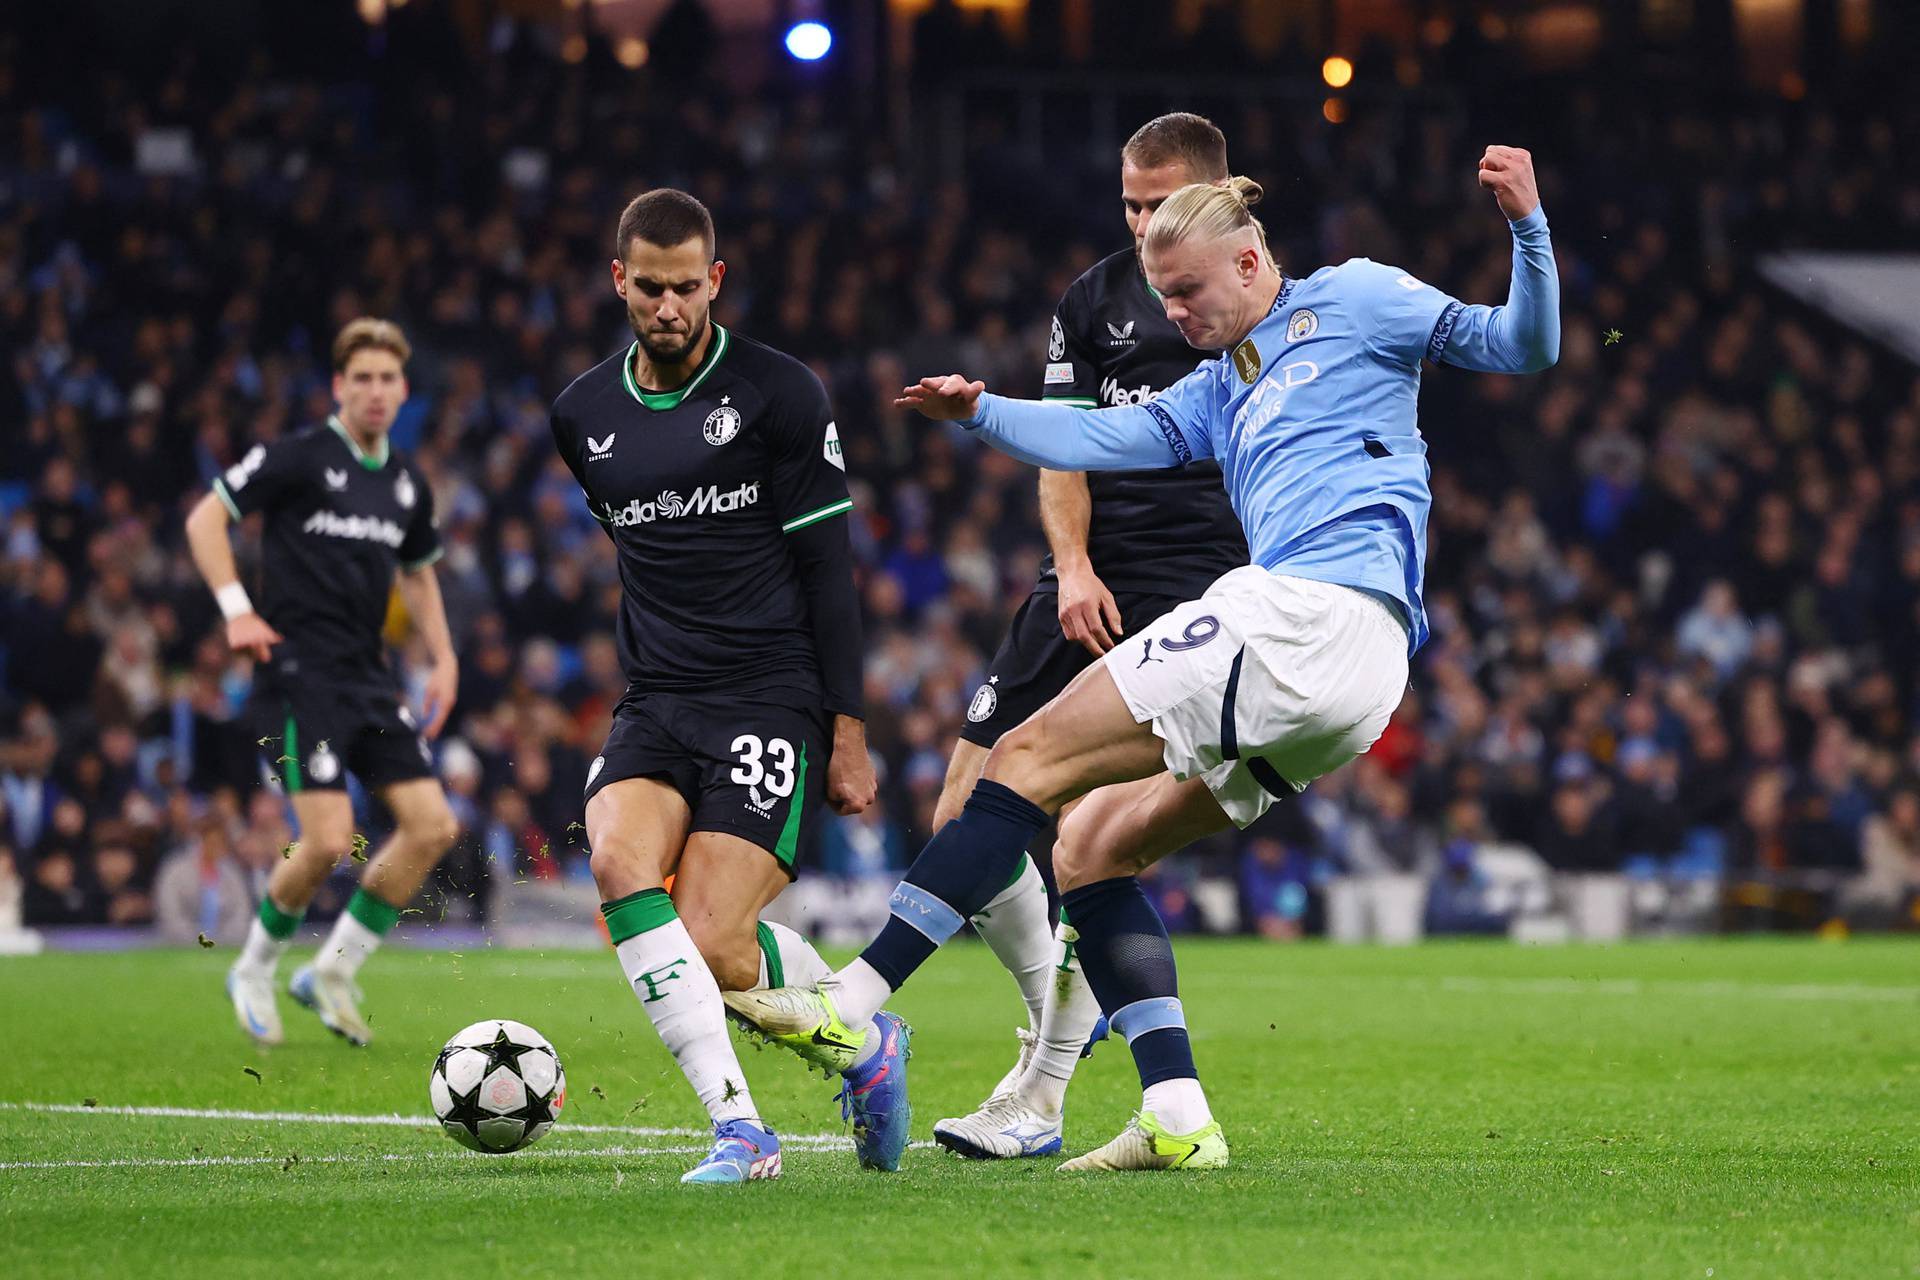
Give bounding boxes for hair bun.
[1228,175,1264,208]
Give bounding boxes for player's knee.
[982,720,1061,809]
[1053,806,1104,892]
[931,785,966,832]
[408,806,459,853]
[682,918,758,991]
[586,841,654,896]
[299,828,357,867]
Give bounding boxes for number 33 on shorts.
[730,734,797,798]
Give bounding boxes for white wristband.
[215,582,255,622]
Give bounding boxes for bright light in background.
[785,21,833,61]
[1322,56,1354,89]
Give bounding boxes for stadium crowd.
[3,12,1919,939]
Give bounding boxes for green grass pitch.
[2,939,1916,1278]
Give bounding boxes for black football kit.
[213,417,442,792]
[550,325,863,869]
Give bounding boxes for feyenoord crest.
[308,741,341,784]
[1233,338,1263,385]
[966,681,998,723]
[1048,316,1066,362]
[703,403,742,446]
[1286,309,1319,342]
[395,471,417,509]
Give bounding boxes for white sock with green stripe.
[237,896,303,976]
[969,853,1054,1031]
[604,889,759,1126]
[319,887,400,981]
[1017,915,1101,1117]
[755,920,832,989]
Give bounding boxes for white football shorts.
[1104,566,1410,827]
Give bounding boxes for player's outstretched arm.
[1440,146,1560,374]
[184,490,282,662]
[896,375,1202,472]
[396,564,459,739]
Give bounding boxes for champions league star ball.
[429,1019,566,1153]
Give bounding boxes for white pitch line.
[0,1102,857,1147]
[0,1143,714,1172]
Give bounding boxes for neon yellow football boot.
[722,981,869,1076]
[1058,1111,1229,1172]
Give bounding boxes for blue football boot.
[680,1118,782,1184]
[837,1010,911,1171]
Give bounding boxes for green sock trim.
[602,888,678,946]
[1000,851,1032,894]
[258,896,304,941]
[346,887,403,935]
[756,921,784,989]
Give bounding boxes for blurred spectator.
[1237,837,1309,941]
[1844,787,1920,928]
[154,818,254,945]
[2,18,1918,940]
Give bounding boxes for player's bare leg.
[227,789,356,1047]
[291,779,460,1046]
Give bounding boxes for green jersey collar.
[327,415,390,470]
[622,325,730,411]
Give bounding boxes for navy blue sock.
[859,780,1049,991]
[1060,876,1197,1088]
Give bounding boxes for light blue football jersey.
[963,208,1559,653]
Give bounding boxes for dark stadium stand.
[2,4,1918,940]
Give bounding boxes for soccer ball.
[429,1018,566,1153]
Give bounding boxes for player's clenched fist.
[1478,145,1539,222]
[225,612,283,663]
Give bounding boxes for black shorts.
[959,589,1193,748]
[252,673,434,795]
[584,691,831,873]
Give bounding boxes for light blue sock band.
[1110,996,1187,1042]
[887,882,966,945]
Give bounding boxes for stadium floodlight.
[1322,56,1354,89]
[785,21,833,61]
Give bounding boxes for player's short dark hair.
[1122,113,1229,182]
[332,318,411,372]
[615,189,716,262]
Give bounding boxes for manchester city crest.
[704,404,742,446]
[1286,309,1319,342]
